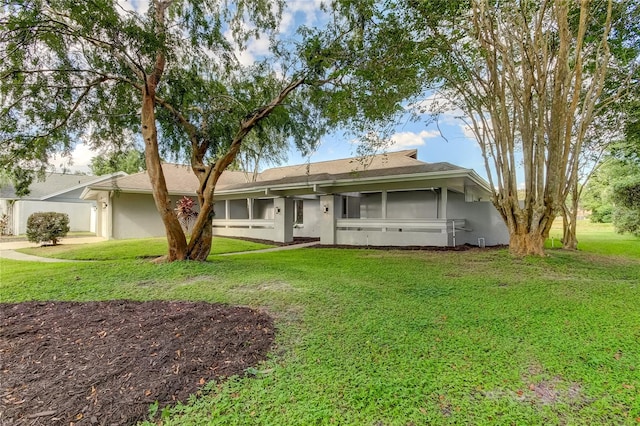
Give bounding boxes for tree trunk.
[141,90,188,261]
[561,203,578,250]
[186,200,214,261]
[508,229,546,257]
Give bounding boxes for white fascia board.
[214,169,484,198]
[464,170,493,194]
[81,187,196,199]
[42,172,128,201]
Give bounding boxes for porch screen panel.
[386,190,436,218]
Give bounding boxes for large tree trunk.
[508,229,546,257]
[495,196,555,257]
[139,0,189,262]
[187,199,214,261]
[142,90,188,261]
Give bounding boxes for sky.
[56,0,488,180]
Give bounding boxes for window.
[295,199,304,224]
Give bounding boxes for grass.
[546,221,640,258]
[2,224,639,425]
[16,236,273,261]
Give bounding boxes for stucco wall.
[447,192,509,246]
[13,200,94,235]
[111,192,184,239]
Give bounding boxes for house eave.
[215,169,492,199]
[41,172,128,201]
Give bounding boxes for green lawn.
[17,236,273,260]
[2,227,639,425]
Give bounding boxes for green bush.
[26,212,70,245]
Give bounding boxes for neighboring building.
[0,172,126,236]
[81,150,509,247]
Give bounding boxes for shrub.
[26,212,70,245]
[175,196,198,234]
[0,214,11,236]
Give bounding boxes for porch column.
[439,187,448,219]
[273,197,294,243]
[248,198,253,229]
[320,194,339,245]
[381,190,387,232]
[224,200,230,228]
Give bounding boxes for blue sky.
[58,0,488,180]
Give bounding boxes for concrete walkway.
[0,236,106,263]
[0,237,317,262]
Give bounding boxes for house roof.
[0,172,126,200]
[81,150,490,199]
[83,164,247,196]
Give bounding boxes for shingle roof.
[0,173,116,200]
[257,149,425,181]
[86,164,247,194]
[83,150,469,195]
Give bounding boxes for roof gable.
[0,172,126,200]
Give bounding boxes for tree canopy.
[1,0,422,260]
[397,0,639,255]
[90,148,146,176]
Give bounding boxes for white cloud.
[116,0,148,15]
[389,130,440,149]
[283,0,325,30]
[51,143,98,174]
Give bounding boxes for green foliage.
[583,154,640,235]
[2,227,639,424]
[89,149,146,176]
[611,175,640,236]
[1,0,421,187]
[25,212,70,245]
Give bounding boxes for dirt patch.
[0,301,275,425]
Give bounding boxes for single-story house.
[0,172,126,236]
[81,150,509,247]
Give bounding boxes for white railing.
[212,219,274,229]
[212,219,275,240]
[335,218,466,247]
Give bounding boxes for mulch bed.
[0,301,275,425]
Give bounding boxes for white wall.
[447,192,509,246]
[14,200,94,235]
[111,192,185,239]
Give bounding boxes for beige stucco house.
[0,172,125,236]
[81,150,509,247]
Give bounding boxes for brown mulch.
[0,301,275,426]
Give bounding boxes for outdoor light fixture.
[275,206,281,214]
[323,204,329,214]
[101,202,108,209]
